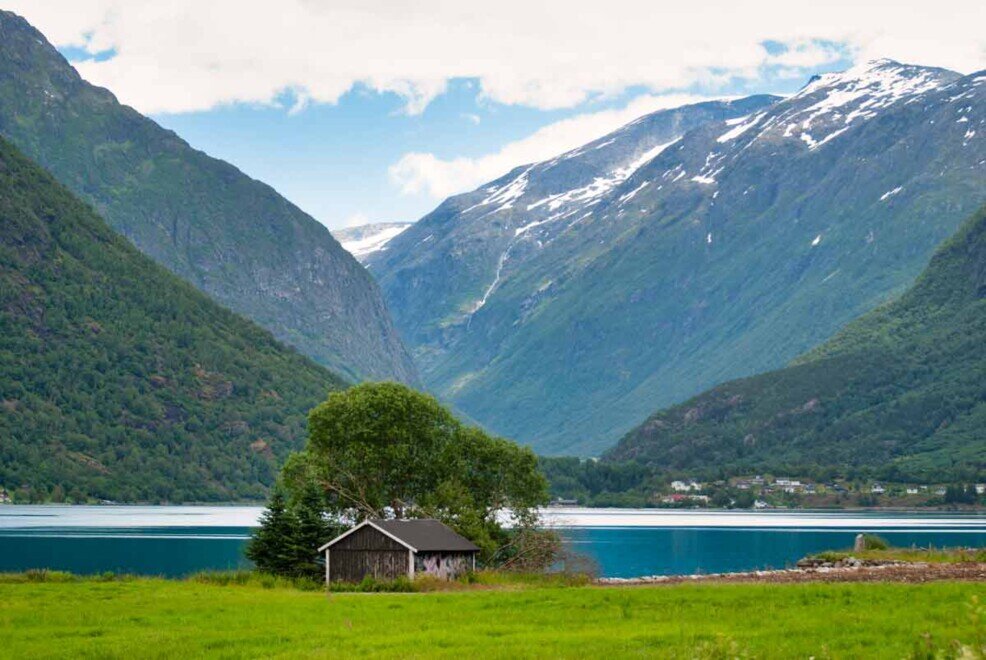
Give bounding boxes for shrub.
[861,534,889,551]
[490,527,563,572]
[19,569,77,583]
[189,570,322,591]
[328,575,416,593]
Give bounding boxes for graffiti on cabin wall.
[415,552,471,578]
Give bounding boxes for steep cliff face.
[374,61,985,455]
[0,11,418,385]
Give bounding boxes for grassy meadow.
[0,574,983,658]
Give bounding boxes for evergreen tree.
[246,487,296,575]
[289,483,337,579]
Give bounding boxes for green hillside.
[0,136,346,503]
[607,206,986,482]
[0,11,417,384]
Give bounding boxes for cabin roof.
[318,518,480,553]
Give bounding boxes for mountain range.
[0,134,345,502]
[1,7,984,499]
[0,11,417,385]
[371,60,985,455]
[608,204,986,482]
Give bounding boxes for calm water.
[1,506,983,578]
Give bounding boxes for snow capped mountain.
[332,222,412,262]
[370,95,779,338]
[373,60,985,455]
[620,60,965,201]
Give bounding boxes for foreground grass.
[0,577,984,658]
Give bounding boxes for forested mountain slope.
[373,61,985,455]
[0,136,346,502]
[609,205,986,482]
[0,11,417,384]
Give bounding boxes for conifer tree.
[290,483,337,579]
[246,486,296,575]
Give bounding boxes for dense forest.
[0,136,346,503]
[605,205,986,484]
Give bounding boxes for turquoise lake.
[1,506,983,578]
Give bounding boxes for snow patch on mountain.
[717,112,766,142]
[464,167,532,214]
[780,59,953,145]
[880,186,903,201]
[527,139,680,213]
[333,222,412,262]
[618,181,650,204]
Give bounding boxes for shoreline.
[4,502,985,513]
[598,561,986,586]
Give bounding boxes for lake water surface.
[1,506,983,578]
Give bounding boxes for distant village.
[548,476,986,510]
[654,477,986,509]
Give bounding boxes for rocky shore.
[597,559,986,586]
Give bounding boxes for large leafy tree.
[282,382,550,560]
[304,382,460,519]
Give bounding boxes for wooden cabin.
[318,518,480,584]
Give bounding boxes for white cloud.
[765,40,847,68]
[341,212,372,228]
[5,0,983,116]
[389,93,726,199]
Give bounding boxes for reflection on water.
[1,506,983,578]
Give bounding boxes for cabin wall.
[414,552,474,579]
[329,549,409,583]
[332,525,406,551]
[328,525,410,583]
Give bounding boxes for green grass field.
[0,576,983,658]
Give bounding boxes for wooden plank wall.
[329,525,408,582]
[333,525,406,551]
[330,549,408,582]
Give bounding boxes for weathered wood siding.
[328,525,408,583]
[414,552,474,579]
[333,526,406,551]
[329,549,408,583]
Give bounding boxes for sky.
[7,1,984,229]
